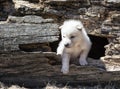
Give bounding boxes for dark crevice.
[88,35,109,59]
[19,43,51,52]
[50,35,109,59]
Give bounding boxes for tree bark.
[0,16,59,52]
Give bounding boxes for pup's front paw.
[61,68,69,74]
[57,52,62,56]
[79,59,88,65]
[57,50,63,56]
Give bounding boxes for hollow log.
[0,52,120,88]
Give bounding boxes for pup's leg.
[61,53,70,74]
[57,41,65,55]
[79,47,90,65]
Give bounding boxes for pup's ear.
[59,25,63,30]
[76,25,82,31]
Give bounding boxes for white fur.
[57,20,92,74]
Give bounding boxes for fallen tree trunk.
[0,52,120,88]
[0,15,59,52]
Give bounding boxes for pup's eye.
[70,36,75,39]
[63,36,65,38]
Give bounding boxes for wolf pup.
[57,20,92,74]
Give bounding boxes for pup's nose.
[65,43,69,47]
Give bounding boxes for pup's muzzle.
[64,43,70,48]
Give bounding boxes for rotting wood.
[0,52,120,88]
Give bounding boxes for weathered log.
[0,15,59,52]
[13,0,44,16]
[103,0,120,7]
[100,12,120,72]
[0,52,120,88]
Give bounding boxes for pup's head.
[59,20,84,48]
